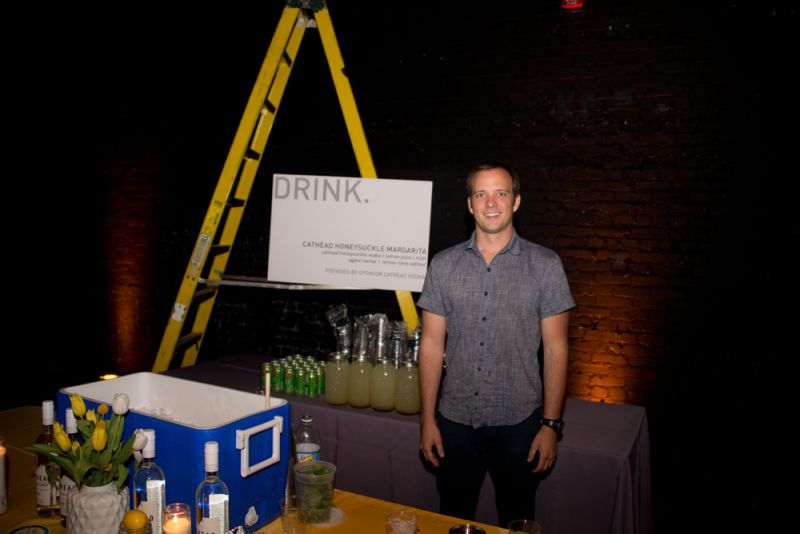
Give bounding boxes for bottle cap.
[300,414,313,424]
[142,429,156,457]
[204,441,219,472]
[65,408,77,434]
[42,400,54,425]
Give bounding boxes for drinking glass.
[508,519,542,534]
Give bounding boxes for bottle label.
[59,475,76,516]
[198,494,229,534]
[138,480,164,533]
[296,442,320,463]
[36,464,58,506]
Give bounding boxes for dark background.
[10,1,794,532]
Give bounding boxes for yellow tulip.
[86,409,97,423]
[96,420,107,430]
[97,404,109,416]
[72,441,80,456]
[91,424,107,452]
[54,421,64,435]
[54,431,71,453]
[70,394,86,418]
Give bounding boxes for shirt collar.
[465,230,522,257]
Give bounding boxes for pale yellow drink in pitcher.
[394,361,420,414]
[370,360,397,411]
[347,359,372,408]
[325,352,349,405]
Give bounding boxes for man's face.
[467,168,520,236]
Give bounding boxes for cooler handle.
[235,415,283,477]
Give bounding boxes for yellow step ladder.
[152,1,419,373]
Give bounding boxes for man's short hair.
[466,161,521,198]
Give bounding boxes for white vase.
[67,482,130,534]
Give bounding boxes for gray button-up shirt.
[417,231,575,428]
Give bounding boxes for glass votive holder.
[1,436,7,515]
[163,503,192,534]
[386,509,418,534]
[508,519,543,534]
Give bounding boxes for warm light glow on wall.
[99,374,119,380]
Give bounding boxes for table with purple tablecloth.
[166,354,652,534]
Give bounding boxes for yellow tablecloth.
[257,489,505,533]
[1,406,503,534]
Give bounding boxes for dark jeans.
[436,408,543,528]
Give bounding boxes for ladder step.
[210,244,231,255]
[245,147,262,160]
[176,332,203,351]
[192,288,217,303]
[227,197,246,208]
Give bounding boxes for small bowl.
[449,525,487,534]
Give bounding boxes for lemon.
[123,509,150,531]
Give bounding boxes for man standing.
[417,161,575,527]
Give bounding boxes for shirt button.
[474,392,479,396]
[482,317,486,321]
[487,267,491,272]
[480,342,484,346]
[477,366,482,371]
[484,291,488,296]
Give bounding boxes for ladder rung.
[282,50,293,67]
[245,148,262,160]
[176,332,203,351]
[264,100,277,114]
[227,197,246,208]
[192,288,217,303]
[210,244,231,255]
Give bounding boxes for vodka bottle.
[35,400,60,517]
[134,429,166,534]
[59,408,78,526]
[294,414,321,463]
[195,441,229,534]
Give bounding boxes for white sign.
[267,174,432,292]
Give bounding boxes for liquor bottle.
[195,441,229,534]
[35,400,60,517]
[294,414,321,463]
[59,408,78,526]
[134,429,166,534]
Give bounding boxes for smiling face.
[467,167,520,237]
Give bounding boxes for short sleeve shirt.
[417,231,575,428]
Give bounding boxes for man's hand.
[527,426,558,473]
[420,419,445,467]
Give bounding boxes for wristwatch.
[540,417,565,435]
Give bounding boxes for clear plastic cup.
[385,510,418,534]
[508,519,543,534]
[292,461,336,523]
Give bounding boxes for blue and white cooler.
[57,372,290,533]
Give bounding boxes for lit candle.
[163,503,191,534]
[1,439,7,514]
